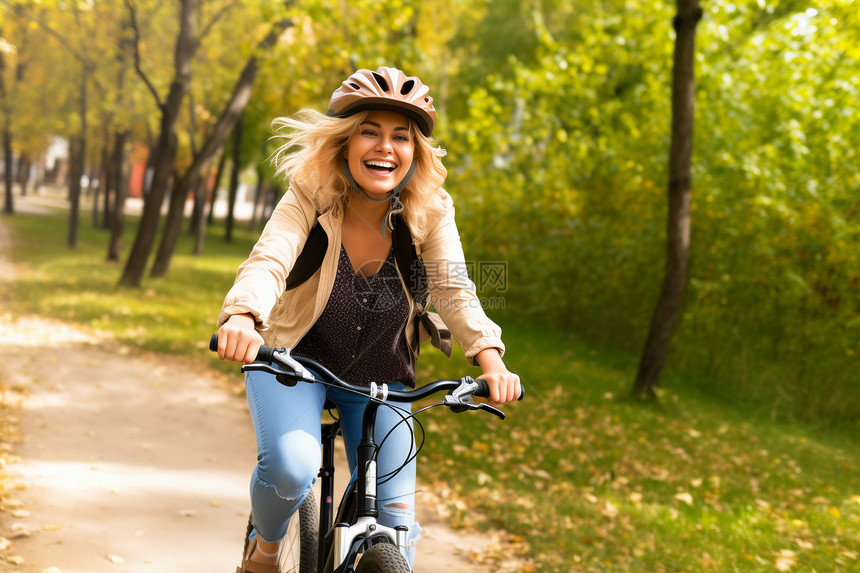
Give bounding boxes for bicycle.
[209,334,523,573]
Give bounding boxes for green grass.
[415,320,860,571]
[3,205,859,572]
[3,205,259,377]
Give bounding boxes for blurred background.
[0,1,858,570]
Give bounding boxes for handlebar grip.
[209,333,275,363]
[474,378,525,401]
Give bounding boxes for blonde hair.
[270,109,448,243]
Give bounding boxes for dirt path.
[0,210,492,572]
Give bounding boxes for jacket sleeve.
[217,185,316,330]
[419,191,506,365]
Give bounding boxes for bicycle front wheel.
[278,490,319,573]
[354,543,410,573]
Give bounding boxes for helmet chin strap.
[340,156,417,236]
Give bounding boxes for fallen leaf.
[6,556,24,565]
[10,509,30,518]
[827,507,840,518]
[106,554,124,564]
[775,549,796,571]
[674,492,693,506]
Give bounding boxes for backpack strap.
[284,217,327,292]
[391,214,428,305]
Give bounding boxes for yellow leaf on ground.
[827,507,840,518]
[775,549,796,571]
[674,492,693,506]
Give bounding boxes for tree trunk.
[225,112,243,243]
[68,6,90,248]
[100,130,112,229]
[249,164,264,231]
[120,0,196,287]
[207,149,227,225]
[189,159,211,237]
[107,130,129,261]
[68,68,87,248]
[191,163,213,255]
[17,154,30,196]
[148,17,292,277]
[633,0,702,398]
[1,52,13,216]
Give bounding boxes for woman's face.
[344,110,415,197]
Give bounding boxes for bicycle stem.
[356,400,381,520]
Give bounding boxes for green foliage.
[441,0,859,423]
[5,0,858,423]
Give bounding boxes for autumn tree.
[119,0,196,287]
[634,0,703,397]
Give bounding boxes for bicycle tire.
[278,490,320,573]
[354,543,410,573]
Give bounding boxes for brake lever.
[241,347,316,388]
[475,403,506,420]
[443,377,506,420]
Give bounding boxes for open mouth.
[364,160,398,174]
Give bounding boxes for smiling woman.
[214,66,521,573]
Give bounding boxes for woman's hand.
[216,313,264,364]
[475,348,521,405]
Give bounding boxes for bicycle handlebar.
[209,334,523,418]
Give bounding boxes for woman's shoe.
[236,537,279,573]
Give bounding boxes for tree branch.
[198,0,239,44]
[124,0,163,108]
[0,0,107,93]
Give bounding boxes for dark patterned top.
[293,244,415,387]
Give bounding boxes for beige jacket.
[217,183,505,365]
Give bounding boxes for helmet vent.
[349,82,361,90]
[371,72,389,92]
[400,79,415,95]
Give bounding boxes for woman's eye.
[362,130,377,137]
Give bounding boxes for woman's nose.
[376,136,393,152]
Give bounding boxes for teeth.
[365,160,397,169]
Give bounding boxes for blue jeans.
[245,368,421,565]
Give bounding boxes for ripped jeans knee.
[379,499,422,566]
